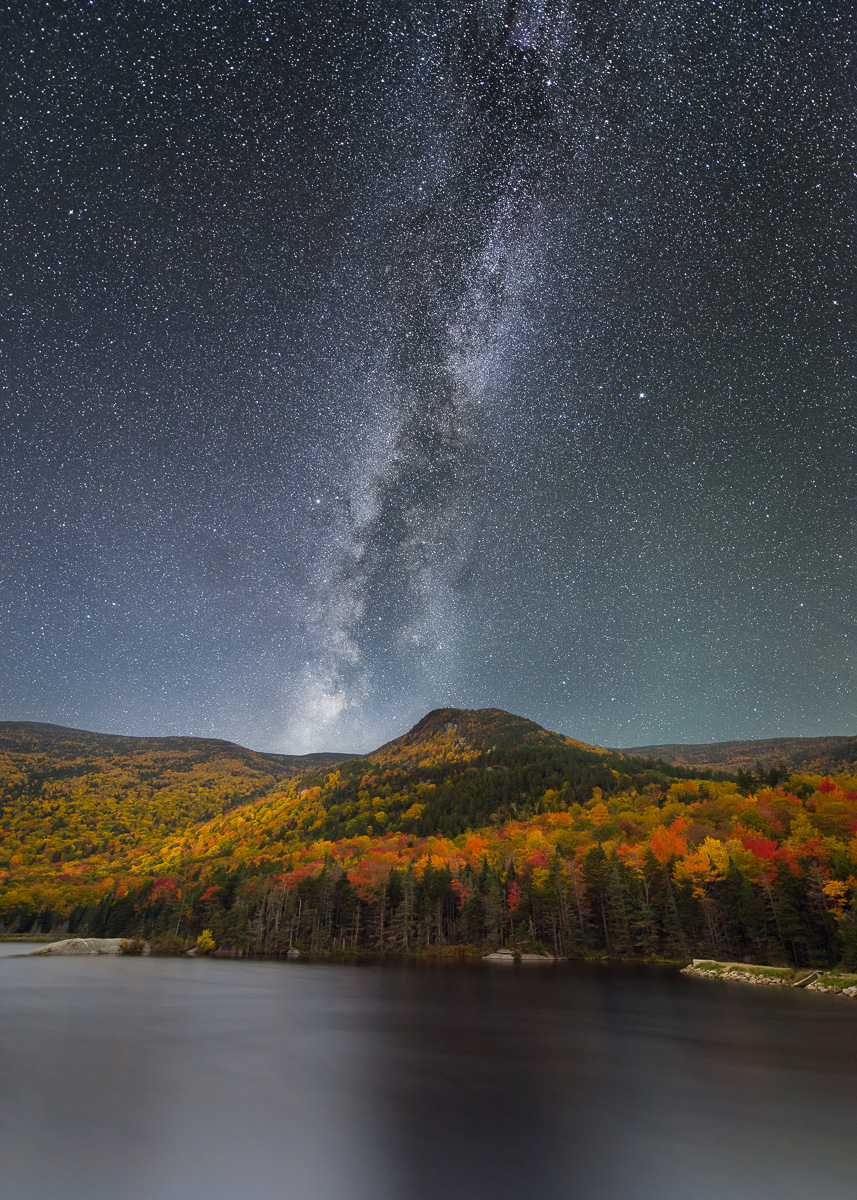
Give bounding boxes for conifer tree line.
[62,778,857,971]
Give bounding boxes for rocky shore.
[682,959,857,998]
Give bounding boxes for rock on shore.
[483,948,557,963]
[27,937,130,956]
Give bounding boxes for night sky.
[3,1,853,754]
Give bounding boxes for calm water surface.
[1,954,856,1200]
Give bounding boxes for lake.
[1,952,856,1199]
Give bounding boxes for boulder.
[483,949,556,963]
[28,938,128,956]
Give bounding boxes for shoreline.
[682,959,857,997]
[6,936,857,999]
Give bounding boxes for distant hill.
[0,721,356,866]
[0,721,354,777]
[622,734,857,775]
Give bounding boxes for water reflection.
[1,956,855,1199]
[0,941,43,957]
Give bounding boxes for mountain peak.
[370,707,606,766]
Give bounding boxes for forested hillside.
[2,711,856,970]
[0,721,353,869]
[623,734,857,776]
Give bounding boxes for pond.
[1,955,856,1199]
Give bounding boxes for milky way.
[2,1,853,752]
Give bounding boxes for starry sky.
[2,0,853,754]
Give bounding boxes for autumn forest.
[2,709,856,969]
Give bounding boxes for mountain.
[112,707,626,878]
[0,708,635,895]
[622,734,857,775]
